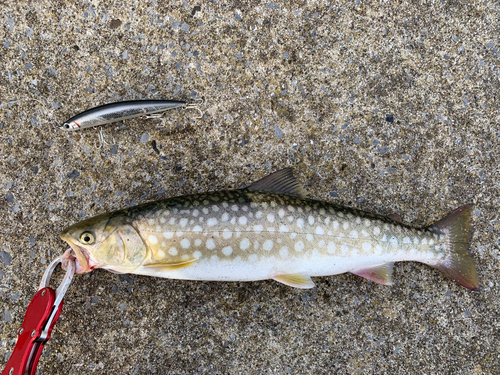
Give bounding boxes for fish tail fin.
[428,204,479,290]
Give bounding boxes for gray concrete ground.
[1,1,499,374]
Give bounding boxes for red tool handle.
[2,287,64,375]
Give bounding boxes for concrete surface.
[1,1,499,374]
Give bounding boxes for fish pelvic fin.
[428,204,479,290]
[247,168,308,198]
[142,258,198,271]
[351,263,394,285]
[273,273,315,289]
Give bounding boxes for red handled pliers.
[1,256,75,375]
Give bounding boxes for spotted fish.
[60,168,478,290]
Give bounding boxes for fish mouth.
[60,234,93,274]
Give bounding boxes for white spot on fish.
[421,238,428,245]
[403,237,411,244]
[193,251,202,258]
[222,202,229,208]
[149,235,158,244]
[267,213,275,223]
[255,211,263,219]
[211,255,219,262]
[389,237,398,247]
[158,250,166,258]
[362,242,372,252]
[240,238,250,250]
[287,216,294,223]
[413,238,419,245]
[176,231,183,237]
[333,221,339,229]
[160,217,166,224]
[253,224,263,233]
[250,202,258,209]
[290,232,297,239]
[263,240,273,251]
[169,218,176,225]
[364,219,371,227]
[179,218,188,227]
[373,227,381,235]
[193,225,202,233]
[192,209,199,217]
[343,222,349,230]
[195,239,202,246]
[279,209,286,218]
[212,205,220,212]
[279,247,289,258]
[230,217,236,225]
[341,244,349,254]
[202,208,209,214]
[288,205,295,212]
[239,216,248,225]
[248,254,258,262]
[280,225,289,233]
[350,230,358,239]
[295,241,304,252]
[316,226,325,235]
[222,246,233,256]
[169,247,178,256]
[429,239,434,245]
[207,217,218,226]
[231,205,239,211]
[361,230,369,238]
[206,239,216,250]
[308,215,315,225]
[148,219,156,225]
[382,235,387,242]
[180,239,190,249]
[375,245,383,254]
[306,233,314,242]
[161,242,166,248]
[318,240,325,247]
[327,242,336,254]
[296,218,305,229]
[356,217,361,224]
[163,231,174,239]
[221,213,229,221]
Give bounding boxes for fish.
[59,100,187,131]
[60,168,479,290]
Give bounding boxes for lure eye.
[79,232,95,245]
[64,123,70,129]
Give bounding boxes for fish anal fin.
[273,273,315,289]
[143,258,198,271]
[352,263,394,285]
[247,168,308,198]
[388,213,402,223]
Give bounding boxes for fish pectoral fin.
[273,273,315,289]
[142,258,198,271]
[247,168,308,198]
[351,263,395,285]
[387,213,402,223]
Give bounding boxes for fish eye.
[79,231,95,245]
[64,123,70,129]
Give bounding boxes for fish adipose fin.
[273,273,315,289]
[247,168,308,198]
[351,263,394,285]
[143,258,198,271]
[428,204,479,290]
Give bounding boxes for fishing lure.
[58,100,196,131]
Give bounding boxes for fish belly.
[132,190,443,282]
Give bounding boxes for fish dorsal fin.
[247,168,307,198]
[273,273,315,289]
[142,258,198,271]
[387,213,402,223]
[351,263,394,285]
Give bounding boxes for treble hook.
[94,127,116,148]
[184,98,204,119]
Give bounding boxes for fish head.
[60,212,147,274]
[59,121,80,131]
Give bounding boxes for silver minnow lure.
[59,100,187,131]
[60,168,479,290]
